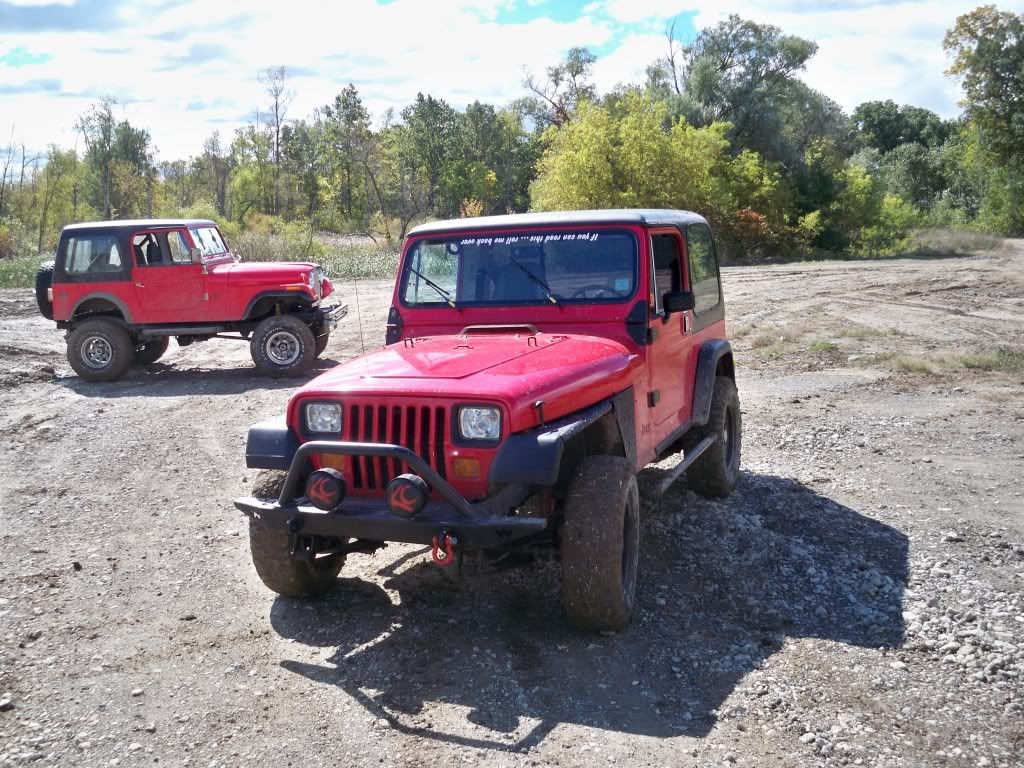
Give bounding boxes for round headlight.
[306,402,342,433]
[458,406,501,441]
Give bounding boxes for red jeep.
[236,210,740,631]
[35,218,347,381]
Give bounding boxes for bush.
[854,194,922,257]
[0,218,36,261]
[234,230,399,280]
[0,253,46,288]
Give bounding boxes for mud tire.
[134,336,169,365]
[314,331,330,358]
[247,470,345,597]
[67,318,133,382]
[250,315,315,377]
[560,455,640,632]
[688,375,741,497]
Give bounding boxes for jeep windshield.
[189,226,228,257]
[400,229,637,307]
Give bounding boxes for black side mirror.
[663,290,695,314]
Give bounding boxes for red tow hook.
[431,531,458,568]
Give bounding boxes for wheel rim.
[265,330,300,365]
[723,404,737,470]
[81,335,113,369]
[621,495,639,605]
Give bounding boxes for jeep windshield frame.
[398,228,639,309]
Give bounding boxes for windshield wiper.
[408,266,457,308]
[509,258,558,304]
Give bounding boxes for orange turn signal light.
[319,454,346,472]
[453,457,480,479]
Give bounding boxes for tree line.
[1,5,1022,263]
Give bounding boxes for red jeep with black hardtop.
[236,209,740,631]
[35,219,346,381]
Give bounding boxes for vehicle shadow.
[54,357,342,398]
[270,470,908,751]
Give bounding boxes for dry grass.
[893,355,940,374]
[840,323,906,339]
[961,349,1024,375]
[862,349,1024,378]
[809,340,839,353]
[908,229,1002,256]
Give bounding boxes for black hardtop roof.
[62,219,218,233]
[407,209,709,237]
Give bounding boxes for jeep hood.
[211,261,317,284]
[297,333,639,431]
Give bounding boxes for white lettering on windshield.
[457,232,600,246]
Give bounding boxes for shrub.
[0,218,36,261]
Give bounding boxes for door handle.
[683,313,691,334]
[135,282,145,288]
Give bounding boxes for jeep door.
[645,228,693,448]
[130,228,207,323]
[681,221,727,381]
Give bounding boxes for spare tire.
[35,263,54,320]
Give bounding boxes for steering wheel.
[571,284,623,299]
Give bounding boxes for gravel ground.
[0,244,1021,767]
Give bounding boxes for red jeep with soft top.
[236,210,740,631]
[35,218,346,381]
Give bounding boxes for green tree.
[521,47,598,128]
[878,143,947,210]
[284,117,328,235]
[672,15,818,160]
[322,84,372,227]
[229,124,274,222]
[36,146,76,252]
[944,5,1024,160]
[402,94,460,215]
[853,100,953,153]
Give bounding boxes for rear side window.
[64,234,123,275]
[685,224,720,314]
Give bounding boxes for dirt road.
[0,245,1022,767]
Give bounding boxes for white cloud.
[2,0,1022,161]
[1,0,619,157]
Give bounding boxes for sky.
[1,0,1022,161]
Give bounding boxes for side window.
[686,224,721,314]
[650,234,681,314]
[164,231,193,264]
[65,234,123,275]
[402,241,457,304]
[132,233,164,266]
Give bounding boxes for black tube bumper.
[235,439,546,547]
[235,496,546,547]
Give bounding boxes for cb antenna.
[351,267,366,356]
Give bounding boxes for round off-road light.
[305,468,347,511]
[385,474,429,518]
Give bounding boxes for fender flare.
[243,290,314,320]
[245,416,299,470]
[691,339,734,426]
[490,388,635,487]
[70,292,134,324]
